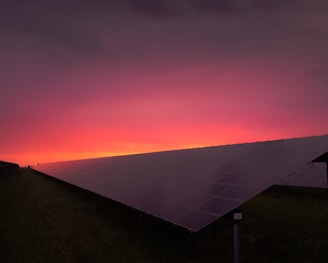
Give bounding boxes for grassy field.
[1,168,328,262]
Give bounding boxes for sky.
[1,0,328,166]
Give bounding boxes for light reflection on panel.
[33,135,328,232]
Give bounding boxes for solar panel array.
[33,135,328,231]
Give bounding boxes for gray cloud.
[1,0,327,64]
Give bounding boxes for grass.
[1,168,328,262]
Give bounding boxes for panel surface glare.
[34,135,328,231]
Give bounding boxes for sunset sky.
[1,0,328,166]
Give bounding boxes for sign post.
[233,211,242,263]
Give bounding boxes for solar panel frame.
[33,135,328,231]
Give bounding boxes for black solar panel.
[33,135,328,231]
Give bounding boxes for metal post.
[233,211,242,263]
[138,211,143,223]
[326,162,328,190]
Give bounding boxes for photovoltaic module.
[33,135,328,231]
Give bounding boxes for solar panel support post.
[326,162,328,190]
[138,211,143,224]
[233,211,242,263]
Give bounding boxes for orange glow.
[2,121,315,167]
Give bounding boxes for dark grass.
[1,168,328,262]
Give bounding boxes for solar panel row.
[34,135,328,231]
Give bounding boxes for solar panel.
[33,135,328,231]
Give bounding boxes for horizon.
[4,133,327,167]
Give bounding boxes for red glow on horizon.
[2,127,324,167]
